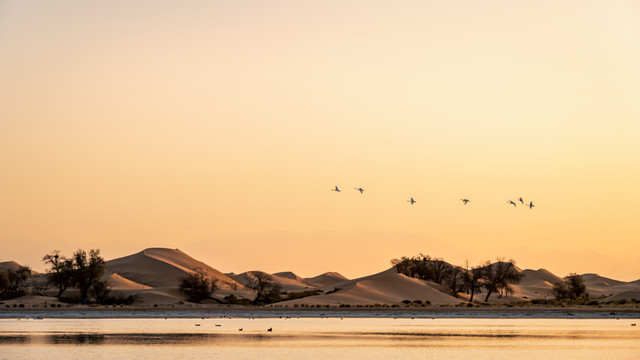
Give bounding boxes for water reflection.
[1,329,636,346]
[0,333,285,346]
[1,318,638,360]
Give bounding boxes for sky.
[1,1,639,280]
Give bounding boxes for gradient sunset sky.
[1,1,639,280]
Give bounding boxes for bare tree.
[429,258,452,284]
[246,272,282,305]
[464,262,486,302]
[43,250,74,297]
[444,265,465,296]
[482,258,523,302]
[178,268,219,303]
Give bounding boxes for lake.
[1,313,639,359]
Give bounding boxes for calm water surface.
[1,317,639,359]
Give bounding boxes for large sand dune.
[106,248,241,289]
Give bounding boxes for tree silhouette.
[0,266,31,299]
[43,250,74,297]
[178,268,219,303]
[246,272,282,305]
[482,258,523,302]
[553,273,588,300]
[71,249,106,304]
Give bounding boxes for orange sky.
[1,1,639,280]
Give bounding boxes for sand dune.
[106,248,242,289]
[604,290,640,302]
[506,268,564,300]
[305,272,348,287]
[0,261,23,271]
[277,268,462,306]
[1,261,38,274]
[582,273,627,288]
[230,271,314,292]
[104,273,150,290]
[520,269,563,285]
[273,271,304,281]
[4,248,639,306]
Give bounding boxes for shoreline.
[2,305,639,319]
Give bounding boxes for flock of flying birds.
[331,186,535,209]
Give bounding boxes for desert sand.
[3,248,639,309]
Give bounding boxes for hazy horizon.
[1,1,638,281]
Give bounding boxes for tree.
[0,266,31,299]
[464,262,485,303]
[246,271,282,305]
[391,254,452,284]
[71,249,106,304]
[43,250,74,297]
[482,258,523,302]
[429,258,452,284]
[178,268,219,303]
[444,265,465,296]
[553,273,587,300]
[0,270,8,294]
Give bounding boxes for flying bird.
[408,197,416,205]
[528,201,535,209]
[518,197,524,204]
[355,187,364,194]
[331,186,340,192]
[507,200,517,207]
[461,199,470,205]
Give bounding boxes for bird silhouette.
[239,328,243,331]
[331,186,340,192]
[461,199,470,205]
[355,187,364,194]
[518,197,524,204]
[528,201,535,209]
[267,327,273,332]
[507,200,517,207]
[408,197,416,205]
